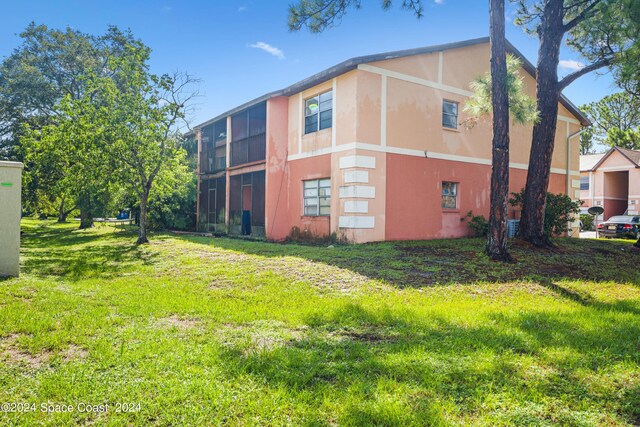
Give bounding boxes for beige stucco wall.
[0,161,23,277]
[284,41,584,242]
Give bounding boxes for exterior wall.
[202,40,585,243]
[580,149,640,219]
[0,161,23,277]
[385,155,567,240]
[278,41,583,242]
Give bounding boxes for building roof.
[580,153,606,171]
[192,37,591,131]
[582,146,640,172]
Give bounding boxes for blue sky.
[0,0,620,128]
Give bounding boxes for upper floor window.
[580,176,589,191]
[442,100,458,129]
[303,178,331,216]
[442,181,458,209]
[305,90,332,134]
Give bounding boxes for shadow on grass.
[217,303,640,426]
[20,222,155,280]
[175,233,640,288]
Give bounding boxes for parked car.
[597,215,640,239]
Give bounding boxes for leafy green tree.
[95,51,197,243]
[1,23,145,225]
[512,0,640,247]
[579,92,640,151]
[605,126,640,149]
[22,92,115,227]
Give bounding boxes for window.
[303,178,331,216]
[442,182,458,209]
[305,91,332,134]
[442,100,458,129]
[580,176,589,191]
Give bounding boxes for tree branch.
[563,0,602,32]
[558,57,612,89]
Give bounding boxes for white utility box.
[0,161,23,277]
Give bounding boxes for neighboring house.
[580,147,640,220]
[190,37,587,243]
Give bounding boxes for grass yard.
[1,219,639,426]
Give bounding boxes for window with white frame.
[442,182,458,209]
[442,100,458,129]
[303,178,331,216]
[580,176,589,191]
[304,91,333,134]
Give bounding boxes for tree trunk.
[518,0,564,248]
[79,208,94,229]
[486,0,512,261]
[137,190,149,244]
[58,197,68,222]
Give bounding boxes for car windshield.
[607,216,639,223]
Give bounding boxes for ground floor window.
[442,181,458,209]
[580,176,589,191]
[303,178,331,216]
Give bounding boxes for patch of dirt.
[0,334,48,368]
[216,320,308,354]
[61,344,88,361]
[0,334,87,368]
[156,315,200,330]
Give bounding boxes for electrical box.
[0,161,23,277]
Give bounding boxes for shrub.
[580,213,594,231]
[463,211,489,237]
[509,190,581,238]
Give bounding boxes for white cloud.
[434,0,444,4]
[238,5,247,12]
[559,59,585,71]
[249,42,285,60]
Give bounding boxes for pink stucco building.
[192,37,588,243]
[580,147,640,220]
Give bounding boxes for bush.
[463,211,489,237]
[580,213,594,231]
[509,190,581,238]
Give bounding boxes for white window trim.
[304,90,333,135]
[303,178,331,216]
[442,181,459,210]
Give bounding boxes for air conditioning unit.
[507,219,520,238]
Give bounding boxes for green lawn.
[1,219,639,426]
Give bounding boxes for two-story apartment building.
[191,37,588,243]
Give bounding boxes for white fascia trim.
[339,215,375,229]
[597,165,636,171]
[381,75,387,147]
[339,185,376,199]
[358,64,474,97]
[288,141,578,175]
[344,200,369,213]
[332,78,337,148]
[558,115,581,125]
[297,93,303,154]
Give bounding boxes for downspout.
[566,126,587,235]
